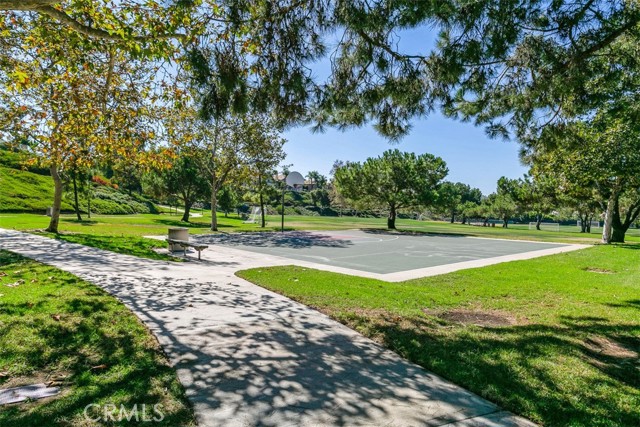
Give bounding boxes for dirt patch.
[583,336,638,359]
[583,267,615,274]
[1,371,71,390]
[0,372,71,407]
[422,308,518,327]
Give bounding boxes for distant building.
[271,174,304,191]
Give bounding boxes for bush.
[91,175,118,189]
[86,186,156,214]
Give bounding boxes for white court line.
[198,241,591,282]
[153,230,592,281]
[317,229,577,246]
[464,235,572,245]
[306,244,589,281]
[379,244,590,281]
[325,235,400,243]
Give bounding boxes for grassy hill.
[0,148,159,215]
[0,164,73,212]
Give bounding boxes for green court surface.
[195,229,580,276]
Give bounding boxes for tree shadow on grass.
[60,218,99,226]
[0,257,194,427]
[612,242,640,249]
[152,218,232,229]
[605,299,640,310]
[342,311,640,427]
[41,233,178,262]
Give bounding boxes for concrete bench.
[167,239,209,260]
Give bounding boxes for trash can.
[168,227,189,252]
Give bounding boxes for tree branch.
[22,5,186,42]
[564,14,640,68]
[0,0,55,10]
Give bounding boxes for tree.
[335,149,448,229]
[310,189,331,209]
[526,110,640,243]
[486,193,518,228]
[0,1,191,47]
[112,160,144,196]
[0,15,164,232]
[523,156,600,233]
[496,176,536,227]
[142,169,169,203]
[168,106,286,231]
[517,175,557,231]
[165,110,242,231]
[12,1,633,143]
[217,185,238,218]
[306,171,327,190]
[459,200,484,225]
[436,182,482,223]
[162,149,209,222]
[244,118,287,228]
[424,1,640,140]
[181,1,640,143]
[66,163,91,221]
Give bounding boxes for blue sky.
[281,28,527,195]
[283,114,527,196]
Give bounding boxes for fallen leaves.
[90,364,108,371]
[46,374,69,387]
[6,280,25,287]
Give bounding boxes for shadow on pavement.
[193,231,355,249]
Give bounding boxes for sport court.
[194,229,587,281]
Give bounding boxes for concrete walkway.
[0,229,536,427]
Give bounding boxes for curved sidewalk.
[0,229,536,427]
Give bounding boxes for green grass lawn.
[2,211,638,253]
[237,245,640,427]
[1,211,639,261]
[0,251,195,427]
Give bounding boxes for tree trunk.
[602,195,616,244]
[450,211,455,223]
[87,179,92,219]
[210,184,218,231]
[46,164,63,233]
[387,205,397,229]
[72,171,82,221]
[611,225,626,243]
[502,217,508,228]
[610,200,626,243]
[259,174,266,228]
[181,200,192,222]
[586,215,591,233]
[461,215,467,225]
